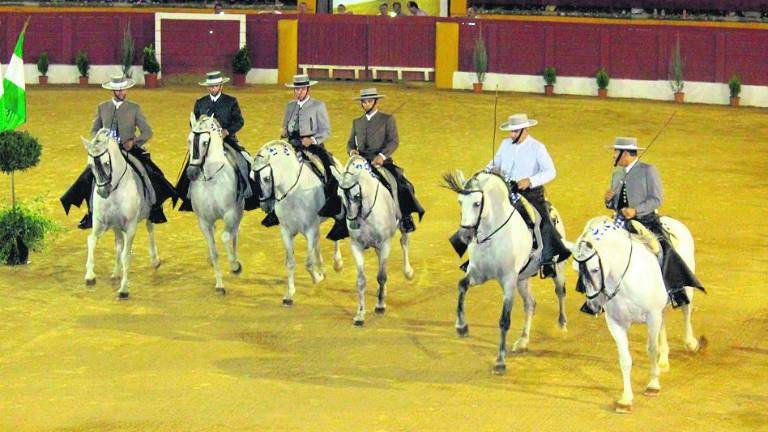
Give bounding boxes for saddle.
[301,151,328,183]
[124,152,157,206]
[372,167,401,221]
[222,143,256,207]
[627,220,662,255]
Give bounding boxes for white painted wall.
[453,71,768,108]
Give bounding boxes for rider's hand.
[221,129,229,138]
[372,154,385,167]
[621,207,637,219]
[349,149,360,156]
[280,128,287,138]
[605,189,615,201]
[301,137,314,147]
[122,138,135,151]
[517,178,531,190]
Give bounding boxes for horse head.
[571,216,625,307]
[83,128,123,199]
[442,170,508,243]
[187,113,224,181]
[251,140,298,211]
[335,156,377,222]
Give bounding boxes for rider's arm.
[635,164,663,215]
[347,123,357,155]
[379,115,399,158]
[91,105,103,136]
[134,106,153,148]
[529,144,556,187]
[312,101,331,145]
[228,98,244,135]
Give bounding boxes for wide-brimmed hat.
[284,74,318,88]
[610,136,646,151]
[198,71,230,86]
[499,113,538,131]
[353,88,386,100]
[101,74,136,90]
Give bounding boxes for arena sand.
[0,82,766,431]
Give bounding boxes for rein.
[341,178,380,222]
[459,187,517,245]
[189,131,226,182]
[91,147,128,196]
[574,232,634,301]
[253,157,305,203]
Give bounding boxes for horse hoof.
[456,324,469,337]
[374,306,386,315]
[404,268,415,280]
[117,292,129,300]
[688,335,708,353]
[643,387,660,397]
[282,298,293,307]
[231,262,242,275]
[215,287,227,296]
[658,362,670,373]
[85,278,96,286]
[614,401,633,414]
[492,364,506,375]
[353,319,365,327]
[333,261,343,272]
[152,259,162,270]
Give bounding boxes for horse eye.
[473,202,481,207]
[590,268,600,273]
[264,176,271,182]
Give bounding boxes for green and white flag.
[0,28,27,132]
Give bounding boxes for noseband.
[573,235,633,301]
[252,158,304,203]
[188,131,224,181]
[459,189,516,245]
[340,178,380,222]
[90,147,128,196]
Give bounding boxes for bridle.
[459,183,516,245]
[89,146,128,197]
[188,130,225,182]
[340,178,380,222]
[573,233,633,301]
[252,156,304,203]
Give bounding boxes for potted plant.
[472,32,487,93]
[37,52,49,85]
[0,131,57,265]
[121,25,135,78]
[728,74,741,107]
[669,36,685,103]
[75,51,89,85]
[232,46,251,86]
[142,44,160,88]
[596,67,609,98]
[543,66,556,96]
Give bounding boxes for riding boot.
[400,214,416,233]
[149,204,168,224]
[78,211,93,230]
[261,211,279,227]
[318,181,342,218]
[175,159,194,212]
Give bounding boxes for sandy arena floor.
[0,82,766,431]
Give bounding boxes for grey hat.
[198,71,230,86]
[101,74,136,90]
[611,137,646,151]
[499,113,538,131]
[353,88,386,100]
[285,74,318,88]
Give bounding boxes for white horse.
[186,113,244,295]
[570,215,704,413]
[251,140,343,305]
[330,156,415,326]
[443,171,568,374]
[82,128,160,299]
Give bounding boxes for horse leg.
[146,220,161,269]
[512,278,536,353]
[84,222,108,285]
[305,226,325,284]
[117,223,138,299]
[351,242,366,326]
[222,210,242,275]
[333,240,344,272]
[553,262,568,331]
[494,276,516,375]
[198,218,224,294]
[644,311,663,397]
[658,318,670,372]
[681,288,701,352]
[374,239,391,315]
[111,227,123,280]
[280,227,297,306]
[400,231,414,280]
[455,271,478,337]
[606,316,633,413]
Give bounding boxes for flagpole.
[10,172,15,209]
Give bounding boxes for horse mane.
[441,171,468,194]
[255,140,295,163]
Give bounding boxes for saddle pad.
[628,220,662,255]
[374,167,401,221]
[124,152,157,206]
[303,152,326,181]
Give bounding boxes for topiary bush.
[142,44,160,74]
[121,25,135,78]
[232,46,252,75]
[543,66,557,86]
[473,33,487,84]
[596,68,610,90]
[0,201,58,265]
[37,52,49,76]
[0,130,41,175]
[75,51,90,77]
[728,75,741,98]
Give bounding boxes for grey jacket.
[281,97,331,145]
[605,161,663,217]
[91,100,152,147]
[346,112,399,159]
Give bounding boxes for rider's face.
[360,99,376,112]
[113,89,127,101]
[207,84,223,96]
[294,87,309,101]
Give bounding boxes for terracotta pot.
[544,84,554,96]
[79,76,89,86]
[233,73,247,87]
[38,75,48,85]
[598,88,608,98]
[674,91,685,104]
[730,96,740,107]
[472,82,483,93]
[144,73,159,88]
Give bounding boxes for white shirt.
[625,159,638,173]
[210,93,221,102]
[297,96,310,108]
[112,99,123,109]
[365,109,378,121]
[486,135,556,188]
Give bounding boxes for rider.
[346,88,425,233]
[261,74,341,227]
[60,74,177,228]
[176,71,259,211]
[604,137,704,307]
[486,113,571,278]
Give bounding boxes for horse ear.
[456,170,467,187]
[189,112,197,128]
[81,136,90,148]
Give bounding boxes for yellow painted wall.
[435,22,458,89]
[449,0,466,17]
[278,19,299,86]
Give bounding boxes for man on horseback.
[262,74,341,227]
[604,137,703,307]
[346,88,425,233]
[60,75,177,229]
[176,71,259,212]
[486,113,571,278]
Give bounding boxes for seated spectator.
[466,6,477,18]
[213,2,224,14]
[407,1,428,16]
[299,1,308,14]
[336,3,353,14]
[392,1,405,16]
[379,2,389,16]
